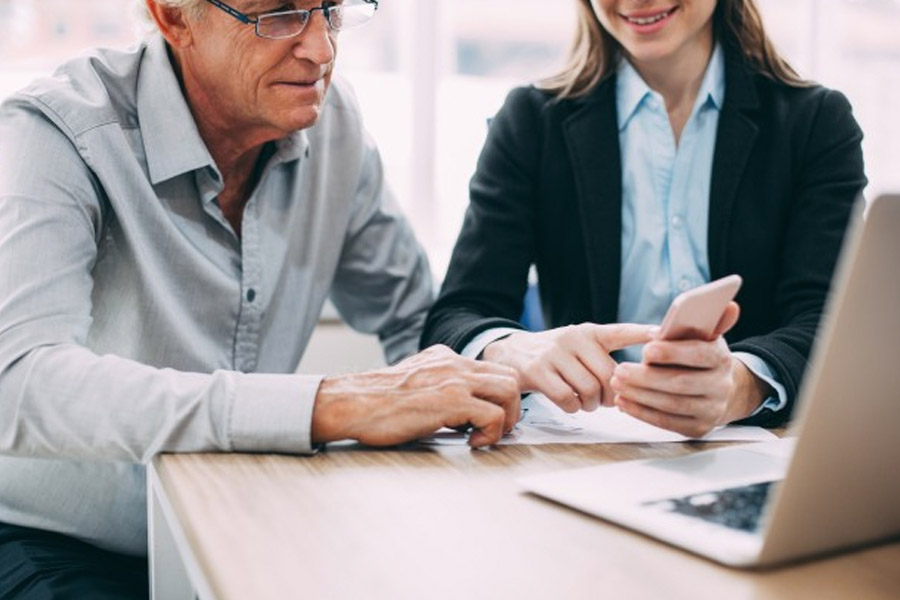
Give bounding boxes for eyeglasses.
[204,0,379,40]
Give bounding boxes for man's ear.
[145,0,194,48]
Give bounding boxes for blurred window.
[1,0,898,275]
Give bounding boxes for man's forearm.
[0,344,319,461]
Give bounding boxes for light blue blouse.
[616,44,785,410]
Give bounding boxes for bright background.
[1,0,898,276]
[2,0,898,372]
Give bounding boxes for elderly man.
[0,1,527,597]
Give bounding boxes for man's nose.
[293,10,335,65]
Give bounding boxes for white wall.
[296,323,386,376]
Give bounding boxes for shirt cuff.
[228,372,324,454]
[461,327,523,359]
[733,352,788,416]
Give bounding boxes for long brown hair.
[541,0,806,98]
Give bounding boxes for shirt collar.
[137,34,310,185]
[701,42,726,111]
[616,42,725,132]
[616,57,653,132]
[138,35,216,185]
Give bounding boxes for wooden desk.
[148,441,900,600]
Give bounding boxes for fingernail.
[649,326,661,338]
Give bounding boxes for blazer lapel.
[563,77,622,325]
[709,49,760,278]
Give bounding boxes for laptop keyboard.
[644,481,775,533]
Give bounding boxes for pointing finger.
[589,323,659,351]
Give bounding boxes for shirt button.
[246,288,256,303]
[671,215,683,229]
[678,278,691,292]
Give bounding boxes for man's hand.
[610,302,773,437]
[481,324,658,413]
[311,345,520,448]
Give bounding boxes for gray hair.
[135,0,207,30]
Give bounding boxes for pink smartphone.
[658,275,743,341]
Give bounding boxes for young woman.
[422,0,866,436]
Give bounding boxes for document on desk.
[420,393,777,446]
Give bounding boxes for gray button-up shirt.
[0,35,433,555]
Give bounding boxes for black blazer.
[421,44,867,426]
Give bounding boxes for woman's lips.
[620,6,679,34]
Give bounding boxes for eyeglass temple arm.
[206,0,256,24]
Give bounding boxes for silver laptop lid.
[758,195,900,564]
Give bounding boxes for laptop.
[518,194,900,568]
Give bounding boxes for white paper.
[420,393,778,446]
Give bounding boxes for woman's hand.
[610,302,773,437]
[481,323,657,412]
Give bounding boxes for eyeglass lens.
[256,2,376,39]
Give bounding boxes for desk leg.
[148,466,197,600]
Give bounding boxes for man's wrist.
[311,375,368,444]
